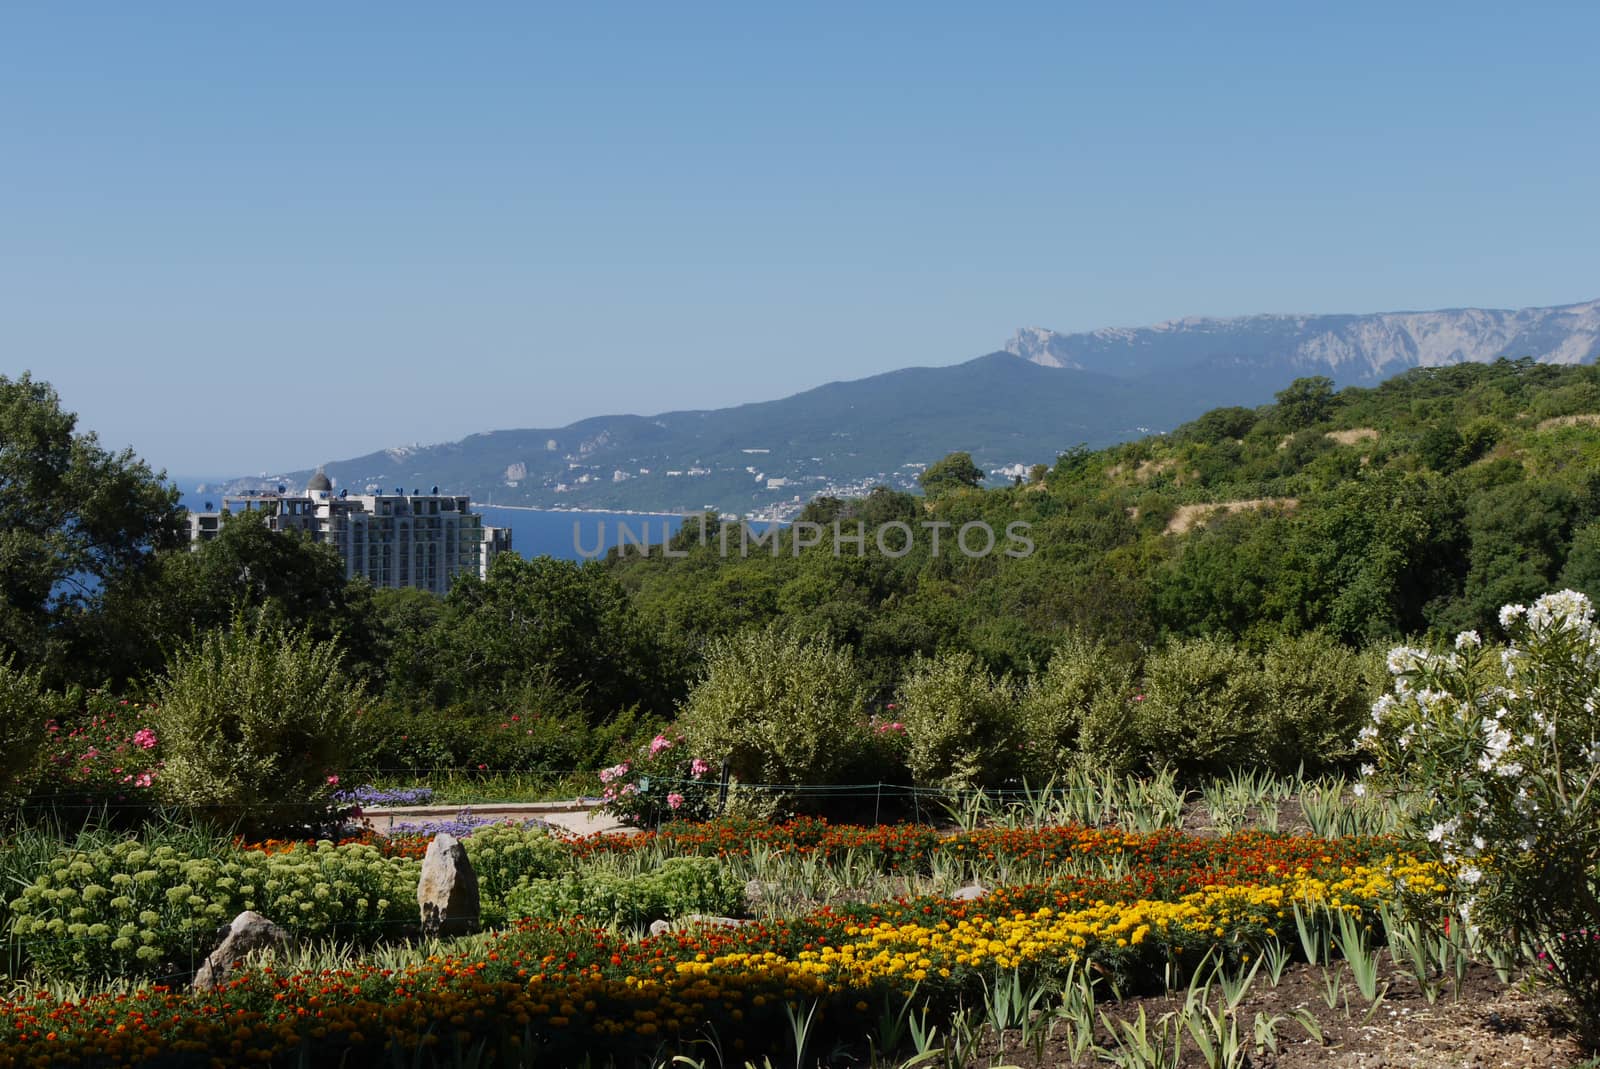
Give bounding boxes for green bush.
[1017,635,1140,779]
[350,691,637,779]
[1135,637,1267,779]
[677,626,870,802]
[1257,630,1378,774]
[504,856,743,928]
[0,658,55,809]
[150,615,365,834]
[894,650,1020,790]
[7,838,417,981]
[459,822,571,909]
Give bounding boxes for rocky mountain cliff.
[1006,298,1600,383]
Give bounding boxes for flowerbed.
[0,826,1447,1067]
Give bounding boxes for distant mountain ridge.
[1006,298,1600,381]
[223,297,1600,515]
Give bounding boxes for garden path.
[360,801,638,837]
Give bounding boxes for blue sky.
[3,2,1597,476]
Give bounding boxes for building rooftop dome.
[307,469,333,493]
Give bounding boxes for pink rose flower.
[667,792,684,810]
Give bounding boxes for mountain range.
[218,297,1600,516]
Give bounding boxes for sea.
[175,485,686,562]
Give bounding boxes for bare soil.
[968,958,1589,1069]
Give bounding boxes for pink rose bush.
[35,692,164,820]
[598,729,719,826]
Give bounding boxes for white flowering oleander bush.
[1360,590,1600,1043]
[503,856,743,928]
[7,839,419,982]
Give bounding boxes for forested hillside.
[607,359,1600,689]
[14,359,1600,783]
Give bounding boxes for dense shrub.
[677,626,870,802]
[349,695,647,778]
[1361,590,1600,1045]
[1135,637,1267,779]
[0,658,55,809]
[1018,635,1140,779]
[7,838,417,981]
[894,650,1020,789]
[150,616,365,834]
[504,856,743,928]
[1257,630,1379,773]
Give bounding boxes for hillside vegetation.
[607,358,1600,684]
[12,359,1600,794]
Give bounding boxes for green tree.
[0,373,183,678]
[894,649,1019,790]
[95,509,381,685]
[918,452,985,497]
[1448,480,1580,631]
[417,554,680,719]
[1136,637,1268,778]
[0,657,58,808]
[1274,376,1337,430]
[1018,634,1138,778]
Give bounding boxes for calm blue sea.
[176,487,685,562]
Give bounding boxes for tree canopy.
[0,373,183,679]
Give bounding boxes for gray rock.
[678,914,748,928]
[951,883,986,901]
[193,911,288,990]
[648,919,672,938]
[418,832,480,938]
[744,878,780,905]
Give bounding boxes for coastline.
[479,504,695,517]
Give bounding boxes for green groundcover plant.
[504,855,743,928]
[1361,589,1600,1044]
[7,839,418,982]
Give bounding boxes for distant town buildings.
[187,471,511,595]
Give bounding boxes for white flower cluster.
[1525,588,1594,633]
[1358,590,1600,893]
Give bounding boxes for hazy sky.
[4,3,1598,476]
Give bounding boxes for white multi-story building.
[187,471,511,595]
